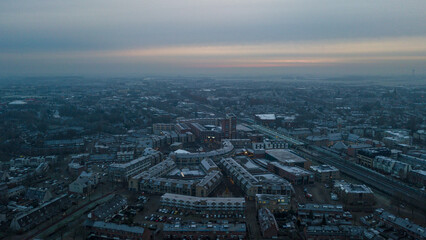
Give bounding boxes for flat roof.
[161,193,245,204]
[310,164,339,173]
[265,149,306,163]
[298,203,344,212]
[163,222,246,233]
[269,162,312,176]
[255,114,276,120]
[86,220,145,234]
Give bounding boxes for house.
[25,188,52,203]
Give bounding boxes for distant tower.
[221,113,237,139]
[412,69,415,77]
[337,118,343,132]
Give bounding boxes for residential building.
[374,208,426,240]
[219,157,293,198]
[69,171,99,195]
[255,194,291,212]
[170,140,234,165]
[373,156,412,179]
[109,150,162,182]
[10,194,70,232]
[265,149,309,168]
[128,159,176,191]
[334,180,375,209]
[268,162,314,185]
[160,193,245,214]
[408,169,426,187]
[84,220,150,240]
[90,194,127,221]
[310,164,340,182]
[25,187,52,203]
[163,222,247,240]
[298,203,344,220]
[258,207,279,238]
[304,225,365,240]
[357,147,391,168]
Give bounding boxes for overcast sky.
[1,0,425,77]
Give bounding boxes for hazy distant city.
[0,76,424,239]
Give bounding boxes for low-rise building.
[310,164,340,182]
[139,170,222,197]
[268,162,314,185]
[10,194,70,232]
[69,171,99,195]
[255,194,291,212]
[128,159,176,191]
[68,162,85,176]
[109,150,162,182]
[200,158,220,172]
[357,147,391,168]
[219,157,293,198]
[25,187,52,203]
[258,207,279,238]
[163,222,247,240]
[90,194,127,221]
[374,208,426,240]
[7,186,26,198]
[160,193,245,214]
[265,149,309,168]
[10,156,57,167]
[84,220,150,240]
[334,180,375,209]
[408,169,426,187]
[298,203,344,220]
[170,140,234,165]
[373,156,411,179]
[116,151,134,162]
[304,225,365,240]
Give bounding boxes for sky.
[1,0,426,77]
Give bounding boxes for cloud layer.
[1,0,425,76]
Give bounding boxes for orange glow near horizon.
[2,36,426,69]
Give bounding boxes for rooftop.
[163,222,246,233]
[310,164,339,173]
[269,162,312,176]
[85,220,145,234]
[265,149,306,163]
